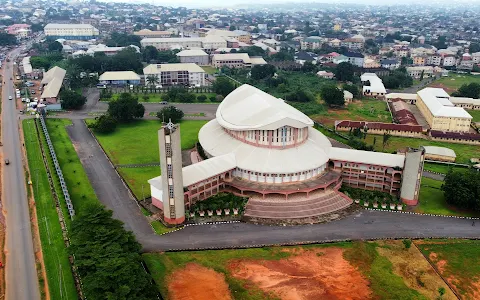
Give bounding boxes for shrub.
[197,95,207,102]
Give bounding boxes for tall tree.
[456,83,480,99]
[107,93,145,122]
[250,64,276,80]
[321,85,345,107]
[156,106,184,123]
[48,41,63,52]
[382,133,391,150]
[442,170,480,211]
[212,77,235,96]
[334,62,355,82]
[142,45,159,62]
[60,90,87,109]
[70,204,157,300]
[145,75,159,86]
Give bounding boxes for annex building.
[149,85,425,224]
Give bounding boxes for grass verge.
[417,239,480,298]
[117,167,159,199]
[150,221,180,235]
[23,119,78,300]
[414,178,480,217]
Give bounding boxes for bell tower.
[158,121,185,224]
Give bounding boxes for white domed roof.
[216,84,314,131]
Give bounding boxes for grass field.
[201,66,218,74]
[90,119,207,165]
[105,92,217,103]
[23,120,78,300]
[118,167,159,199]
[417,239,480,299]
[429,74,480,92]
[314,99,392,126]
[423,162,469,174]
[46,119,99,212]
[468,109,480,122]
[415,178,480,217]
[363,135,480,164]
[144,240,454,300]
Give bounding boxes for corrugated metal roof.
[143,63,205,74]
[423,146,456,158]
[417,88,472,118]
[99,71,140,81]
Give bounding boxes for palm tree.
[382,133,391,151]
[146,74,159,87]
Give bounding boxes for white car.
[8,96,12,100]
[34,97,38,102]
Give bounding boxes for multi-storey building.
[416,88,472,132]
[406,66,434,79]
[176,49,209,65]
[344,52,364,67]
[412,55,426,66]
[143,63,207,87]
[472,52,480,64]
[211,53,267,68]
[134,29,172,38]
[7,24,31,39]
[140,36,227,52]
[426,54,442,66]
[301,36,323,50]
[442,55,456,67]
[148,84,425,224]
[44,23,99,40]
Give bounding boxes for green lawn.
[90,119,207,165]
[414,178,480,217]
[201,66,218,74]
[417,240,480,298]
[363,135,480,164]
[45,119,99,212]
[23,120,78,300]
[467,109,480,122]
[118,167,160,199]
[314,98,392,126]
[429,74,480,91]
[150,221,181,235]
[423,162,469,174]
[143,241,430,300]
[105,92,217,103]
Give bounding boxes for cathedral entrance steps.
[244,191,352,219]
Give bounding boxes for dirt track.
[228,248,371,300]
[168,263,232,300]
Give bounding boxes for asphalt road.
[67,120,480,252]
[1,50,41,298]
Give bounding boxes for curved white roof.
[216,84,314,131]
[199,119,331,174]
[423,146,456,158]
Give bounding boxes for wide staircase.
[244,190,352,220]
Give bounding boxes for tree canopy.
[321,85,345,107]
[91,115,117,133]
[250,64,276,80]
[334,62,355,82]
[106,32,142,47]
[382,68,413,89]
[453,83,480,99]
[442,170,480,211]
[60,90,87,110]
[48,40,63,52]
[0,32,17,46]
[342,83,360,98]
[212,77,235,97]
[156,106,184,123]
[162,87,195,103]
[469,43,480,54]
[107,93,145,122]
[70,204,157,300]
[285,89,315,102]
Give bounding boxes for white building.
[143,63,207,87]
[176,49,209,65]
[140,36,227,52]
[426,54,442,66]
[44,23,99,40]
[211,53,267,68]
[361,73,387,99]
[442,55,456,67]
[406,66,434,79]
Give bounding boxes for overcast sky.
[103,0,480,8]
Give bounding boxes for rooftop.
[99,71,140,81]
[417,88,472,119]
[216,84,313,131]
[176,49,208,57]
[143,63,205,74]
[423,146,456,158]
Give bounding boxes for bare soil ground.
[228,247,371,300]
[428,83,456,95]
[377,241,455,300]
[167,263,232,300]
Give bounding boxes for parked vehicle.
[8,96,12,100]
[96,84,107,89]
[30,90,35,94]
[4,159,9,165]
[160,101,168,105]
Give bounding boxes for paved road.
[1,50,41,299]
[66,120,480,252]
[423,171,445,181]
[66,119,154,240]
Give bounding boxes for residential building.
[472,52,480,64]
[332,55,349,64]
[294,51,318,65]
[211,53,267,68]
[7,24,31,39]
[412,55,426,66]
[344,52,364,67]
[176,49,209,65]
[134,29,172,38]
[40,66,66,103]
[416,88,472,132]
[44,23,99,40]
[301,36,323,50]
[381,59,400,70]
[204,29,251,43]
[363,58,380,69]
[316,70,334,79]
[149,84,425,223]
[395,47,409,58]
[72,44,140,57]
[426,54,442,66]
[442,55,456,67]
[143,63,207,87]
[328,38,341,48]
[361,73,386,99]
[406,66,434,79]
[98,71,141,86]
[343,90,353,104]
[341,35,365,50]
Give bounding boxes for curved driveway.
[67,120,480,252]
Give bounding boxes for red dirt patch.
[228,248,371,300]
[168,263,232,300]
